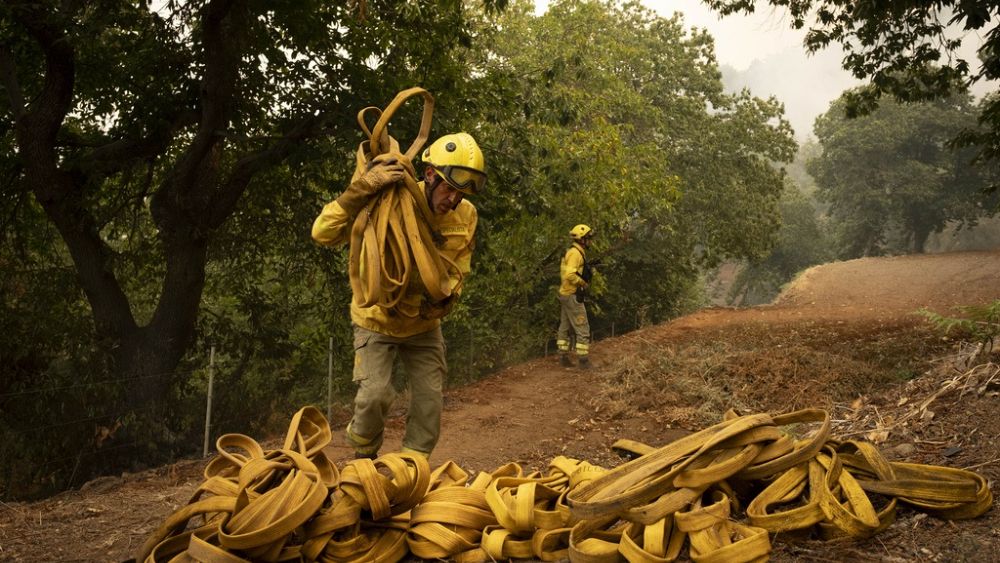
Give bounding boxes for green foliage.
[1,0,794,496]
[704,0,1000,166]
[785,141,822,202]
[729,177,835,304]
[0,189,112,498]
[808,92,996,258]
[438,0,795,351]
[0,0,494,497]
[919,300,1000,350]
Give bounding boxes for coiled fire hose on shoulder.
[136,406,992,562]
[347,88,461,316]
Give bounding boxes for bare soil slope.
[776,250,1000,311]
[3,250,1000,562]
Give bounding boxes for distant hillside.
[775,250,1000,312]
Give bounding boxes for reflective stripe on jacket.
[559,242,587,296]
[311,180,477,337]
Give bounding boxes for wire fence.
[541,318,636,357]
[0,313,635,499]
[0,337,361,500]
[0,356,233,498]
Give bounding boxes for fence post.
[611,321,615,338]
[203,345,215,457]
[327,336,334,423]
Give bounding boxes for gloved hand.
[362,155,406,190]
[336,155,407,215]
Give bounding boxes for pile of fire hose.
[135,406,992,562]
[348,87,461,318]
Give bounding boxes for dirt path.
[2,250,1000,562]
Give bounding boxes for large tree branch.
[0,45,25,119]
[149,111,333,336]
[207,112,333,229]
[62,108,199,179]
[11,3,74,175]
[158,0,246,219]
[11,3,137,337]
[146,0,249,338]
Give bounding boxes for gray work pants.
[556,293,590,356]
[345,325,446,456]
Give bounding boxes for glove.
[363,155,406,189]
[336,155,407,215]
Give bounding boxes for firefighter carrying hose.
[557,224,593,368]
[312,132,486,459]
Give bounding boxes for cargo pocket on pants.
[352,329,375,382]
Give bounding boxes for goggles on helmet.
[434,165,487,195]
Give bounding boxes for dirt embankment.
[776,250,1000,312]
[2,250,999,562]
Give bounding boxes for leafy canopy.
[0,0,796,496]
[704,0,1000,165]
[0,0,501,496]
[808,91,996,257]
[433,0,795,344]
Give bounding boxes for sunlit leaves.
[430,0,793,347]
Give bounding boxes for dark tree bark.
[911,224,931,254]
[5,0,331,409]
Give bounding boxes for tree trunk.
[116,239,209,409]
[911,224,930,254]
[7,0,317,417]
[116,329,188,411]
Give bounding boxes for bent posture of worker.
[312,133,486,459]
[557,224,593,368]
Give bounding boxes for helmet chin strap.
[424,172,438,209]
[425,174,461,212]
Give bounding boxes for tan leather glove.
[336,155,406,215]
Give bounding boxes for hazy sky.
[533,1,991,140]
[643,0,816,71]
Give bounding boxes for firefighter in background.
[312,133,486,459]
[557,224,593,368]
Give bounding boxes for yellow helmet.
[570,224,593,240]
[421,132,487,195]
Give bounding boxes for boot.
[578,356,590,369]
[560,354,573,367]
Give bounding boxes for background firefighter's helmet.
[421,132,486,195]
[570,224,593,241]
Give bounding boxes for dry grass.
[589,320,951,430]
[591,341,744,427]
[831,344,1000,446]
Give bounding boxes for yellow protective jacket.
[559,243,587,296]
[312,180,477,337]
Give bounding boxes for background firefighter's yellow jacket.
[312,181,477,337]
[559,242,587,296]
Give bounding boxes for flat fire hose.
[347,88,460,317]
[135,406,992,562]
